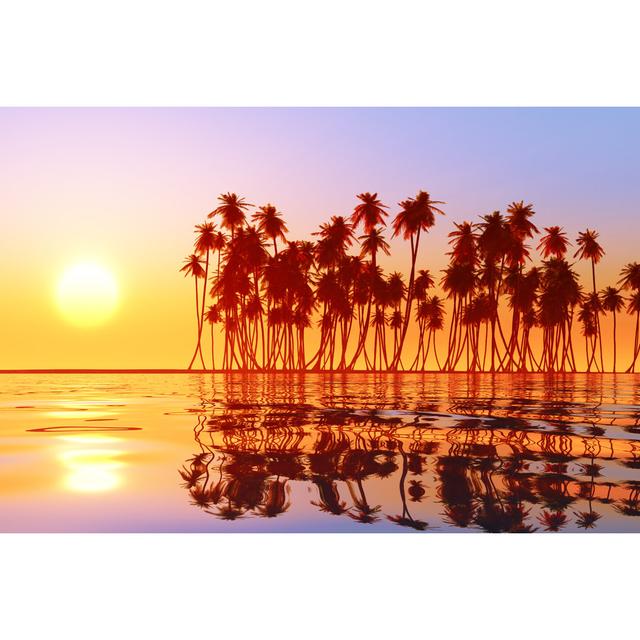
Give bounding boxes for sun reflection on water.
[58,436,125,493]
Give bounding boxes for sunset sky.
[1,107,639,369]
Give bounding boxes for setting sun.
[55,263,119,328]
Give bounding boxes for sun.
[55,262,119,328]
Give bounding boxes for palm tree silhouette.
[181,190,638,373]
[209,192,253,239]
[180,253,206,369]
[390,191,445,369]
[252,203,288,255]
[537,225,570,259]
[188,221,219,369]
[348,223,390,369]
[600,286,625,371]
[575,229,605,370]
[619,263,640,371]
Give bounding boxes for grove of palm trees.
[181,191,640,373]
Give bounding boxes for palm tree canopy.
[447,221,478,265]
[506,201,539,240]
[386,271,407,306]
[179,254,205,278]
[619,262,640,290]
[204,304,221,323]
[209,192,253,233]
[600,286,625,313]
[193,221,218,255]
[627,290,640,315]
[574,229,605,263]
[252,204,288,243]
[441,262,476,299]
[350,192,388,233]
[392,190,445,240]
[358,227,390,259]
[413,269,435,299]
[537,225,570,259]
[476,211,510,259]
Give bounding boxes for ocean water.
[0,372,639,532]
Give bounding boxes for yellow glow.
[55,262,119,328]
[59,440,124,493]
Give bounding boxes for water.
[1,372,639,532]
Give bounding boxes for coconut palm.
[180,254,206,369]
[537,225,570,259]
[188,221,218,370]
[600,286,625,372]
[575,229,605,370]
[348,227,391,369]
[626,291,640,372]
[204,304,221,370]
[390,191,445,369]
[209,192,253,238]
[349,192,388,233]
[252,203,288,255]
[619,262,640,291]
[476,211,511,371]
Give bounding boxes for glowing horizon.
[1,107,639,369]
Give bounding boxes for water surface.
[1,373,639,532]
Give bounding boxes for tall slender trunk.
[391,229,421,369]
[612,309,617,372]
[188,274,206,370]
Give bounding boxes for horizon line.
[0,369,634,375]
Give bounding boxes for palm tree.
[575,229,605,371]
[619,263,640,372]
[204,304,221,370]
[209,192,253,238]
[441,261,476,371]
[503,201,538,371]
[537,225,570,259]
[600,286,625,371]
[386,271,407,358]
[188,221,218,369]
[390,191,445,369]
[348,227,390,369]
[619,262,640,290]
[476,211,511,371]
[537,258,581,372]
[575,229,605,291]
[626,291,640,372]
[349,192,388,232]
[252,204,288,255]
[179,254,205,369]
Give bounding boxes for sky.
[1,107,639,369]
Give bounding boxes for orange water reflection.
[0,373,638,531]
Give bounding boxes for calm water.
[1,373,639,532]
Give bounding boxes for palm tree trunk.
[391,230,420,369]
[188,275,204,370]
[613,309,617,372]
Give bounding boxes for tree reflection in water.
[178,374,640,531]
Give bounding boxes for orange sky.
[1,107,639,369]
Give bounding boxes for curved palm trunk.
[391,230,421,370]
[188,251,210,370]
[188,275,206,370]
[612,309,617,372]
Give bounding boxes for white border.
[1,1,640,106]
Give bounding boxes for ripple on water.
[26,425,142,433]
